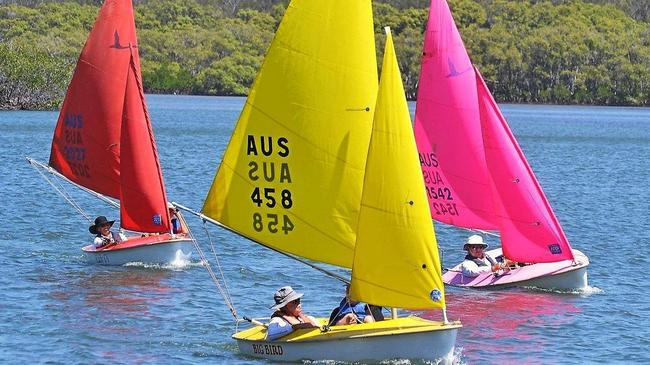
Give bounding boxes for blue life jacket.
[334,298,368,323]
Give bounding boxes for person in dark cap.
[89,216,127,249]
[266,286,320,340]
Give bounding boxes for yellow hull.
[233,316,461,363]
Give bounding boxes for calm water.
[1,95,649,364]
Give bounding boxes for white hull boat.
[27,0,196,263]
[414,0,590,288]
[82,233,193,266]
[189,1,461,361]
[443,248,589,291]
[234,317,461,363]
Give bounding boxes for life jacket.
[464,253,497,267]
[271,311,302,325]
[96,231,121,246]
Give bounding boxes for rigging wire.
[173,202,350,285]
[26,157,120,213]
[27,157,96,222]
[197,219,238,321]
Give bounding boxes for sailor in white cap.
[460,235,510,277]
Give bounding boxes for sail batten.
[202,0,378,268]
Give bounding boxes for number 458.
[252,213,294,234]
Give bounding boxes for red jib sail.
[48,0,170,233]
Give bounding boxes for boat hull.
[233,316,460,363]
[82,233,193,265]
[443,248,589,290]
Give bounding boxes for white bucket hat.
[463,234,488,250]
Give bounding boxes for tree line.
[1,0,648,109]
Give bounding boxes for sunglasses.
[468,245,485,250]
[289,298,301,305]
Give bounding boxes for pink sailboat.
[414,0,589,290]
[27,0,194,265]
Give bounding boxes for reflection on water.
[45,269,177,362]
[5,99,649,364]
[50,268,177,328]
[420,289,581,364]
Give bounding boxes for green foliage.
[0,42,71,109]
[0,0,649,109]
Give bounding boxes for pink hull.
[443,249,589,291]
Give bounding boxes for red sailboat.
[27,0,194,265]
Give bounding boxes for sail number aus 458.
[246,135,294,235]
[250,187,295,234]
[251,187,294,234]
[251,187,292,208]
[252,212,294,234]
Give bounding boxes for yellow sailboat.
[185,0,461,362]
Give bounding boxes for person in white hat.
[266,286,321,340]
[460,235,510,277]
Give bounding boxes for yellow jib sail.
[350,28,445,309]
[202,0,378,268]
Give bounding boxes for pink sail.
[415,0,574,263]
[475,68,574,262]
[413,0,497,229]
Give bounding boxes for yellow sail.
[350,28,445,309]
[202,0,378,268]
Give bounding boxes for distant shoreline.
[2,1,649,110]
[4,94,650,113]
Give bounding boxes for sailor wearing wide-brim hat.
[90,215,127,249]
[270,286,305,310]
[460,235,505,277]
[266,286,321,341]
[462,234,489,251]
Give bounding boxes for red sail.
[119,53,170,233]
[48,0,170,233]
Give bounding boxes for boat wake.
[123,254,201,271]
[522,284,603,296]
[298,346,465,365]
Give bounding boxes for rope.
[460,226,500,238]
[203,220,235,308]
[28,158,94,222]
[194,219,238,321]
[174,202,350,284]
[27,157,120,212]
